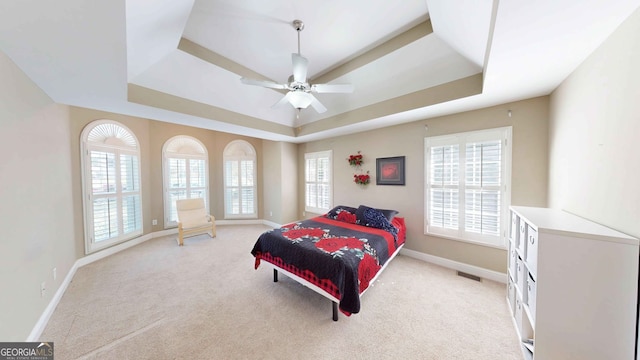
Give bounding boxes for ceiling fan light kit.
[288,91,313,109]
[240,19,354,114]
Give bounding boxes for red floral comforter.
[251,216,406,315]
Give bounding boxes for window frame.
[162,136,209,228]
[223,140,258,219]
[424,127,512,248]
[304,150,333,215]
[80,120,143,254]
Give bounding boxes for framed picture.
[376,156,405,185]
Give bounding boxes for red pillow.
[336,210,357,224]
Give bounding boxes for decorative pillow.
[378,208,399,221]
[326,205,357,220]
[356,205,399,221]
[355,205,398,238]
[336,210,357,224]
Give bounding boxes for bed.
[251,205,406,321]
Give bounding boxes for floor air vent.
[457,271,481,282]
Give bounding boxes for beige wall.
[548,7,640,239]
[0,52,77,341]
[280,142,299,223]
[299,96,549,272]
[262,141,299,224]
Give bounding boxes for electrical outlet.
[40,282,46,297]
[152,219,157,226]
[53,268,57,281]
[269,211,273,217]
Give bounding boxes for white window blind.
[425,127,511,248]
[81,121,142,254]
[162,136,209,228]
[223,140,257,219]
[305,150,332,214]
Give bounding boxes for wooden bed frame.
[261,243,404,321]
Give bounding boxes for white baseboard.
[400,248,507,284]
[216,219,265,226]
[261,220,281,228]
[27,260,78,341]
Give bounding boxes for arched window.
[162,136,209,228]
[81,120,142,254]
[223,140,257,218]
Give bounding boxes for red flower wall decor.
[353,171,370,185]
[347,151,363,167]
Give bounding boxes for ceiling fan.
[240,19,354,114]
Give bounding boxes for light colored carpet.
[40,225,522,359]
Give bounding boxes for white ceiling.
[1,0,639,143]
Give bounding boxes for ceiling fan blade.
[291,53,308,83]
[241,77,287,90]
[309,94,327,113]
[271,92,294,108]
[311,83,354,93]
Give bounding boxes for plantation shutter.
[224,159,256,216]
[90,150,118,242]
[82,121,142,254]
[428,144,459,230]
[223,140,257,218]
[425,127,511,247]
[167,158,187,224]
[465,140,502,237]
[240,160,255,214]
[305,151,332,213]
[120,153,141,235]
[162,136,209,227]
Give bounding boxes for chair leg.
[178,230,184,246]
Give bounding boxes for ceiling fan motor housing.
[292,19,304,32]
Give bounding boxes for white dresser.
[507,206,639,360]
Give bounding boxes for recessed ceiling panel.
[182,0,429,81]
[131,49,295,126]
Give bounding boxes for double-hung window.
[162,136,209,227]
[223,140,257,218]
[305,150,332,214]
[81,120,143,254]
[425,127,512,248]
